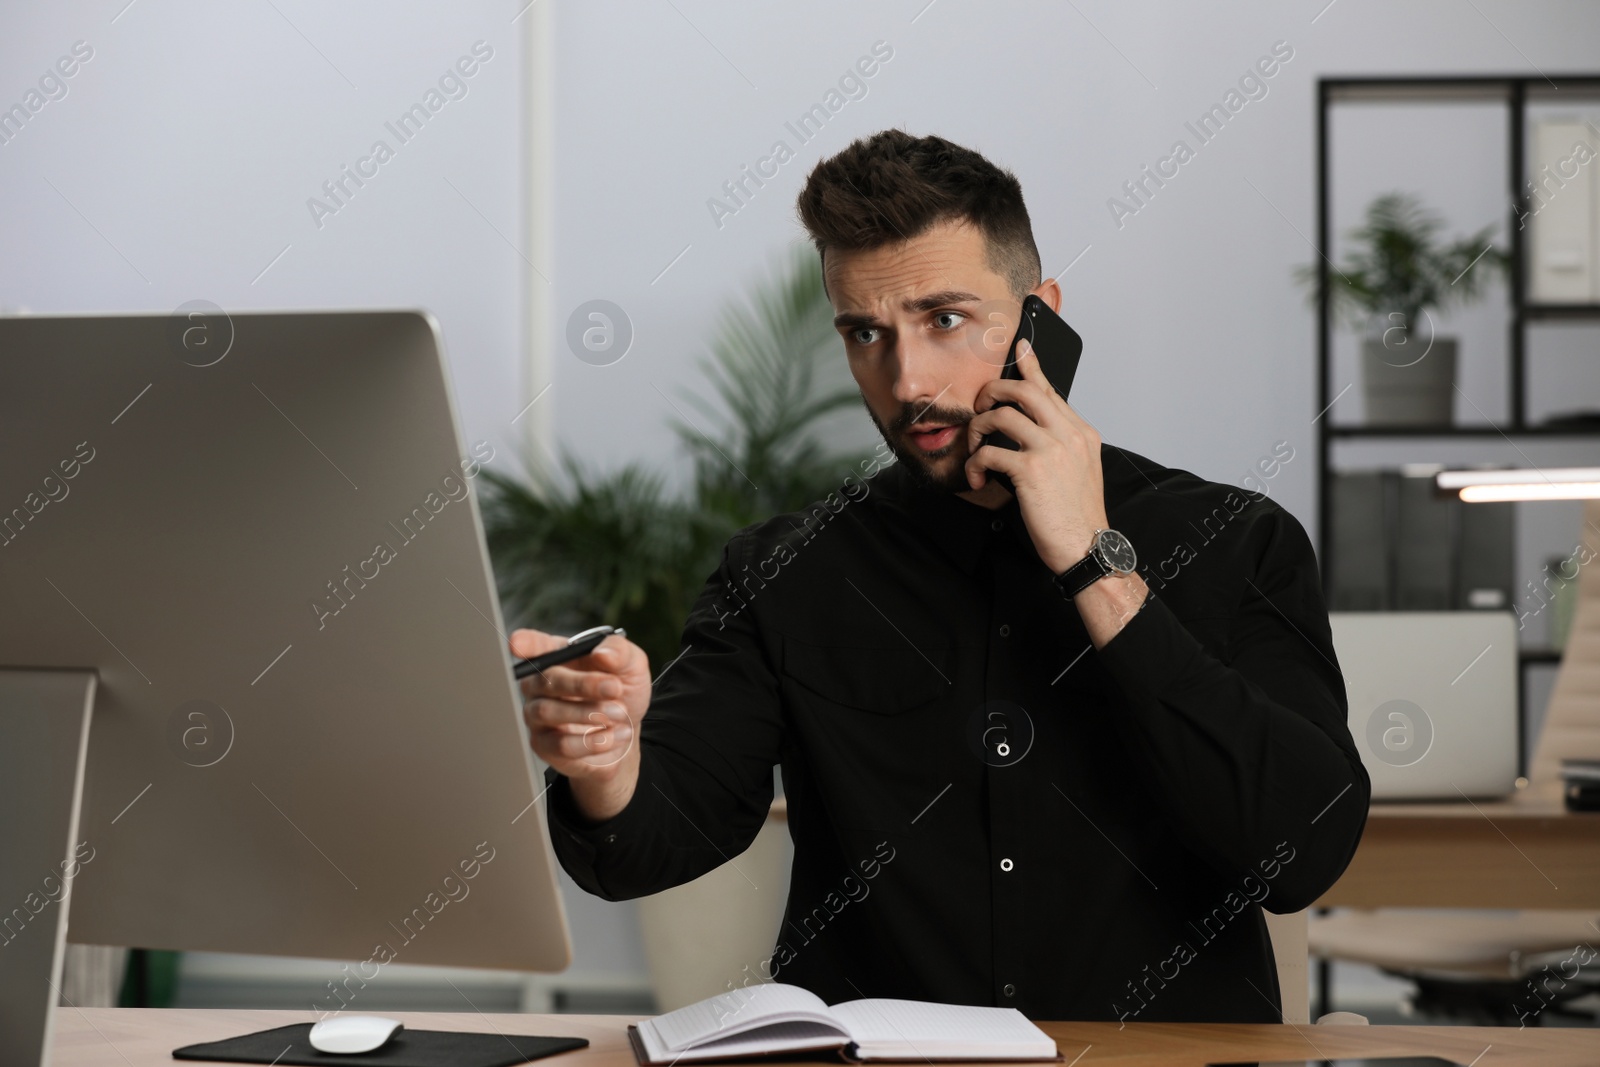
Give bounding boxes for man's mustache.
[888,402,976,436]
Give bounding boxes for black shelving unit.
[1313,74,1600,776]
[1311,75,1600,1023]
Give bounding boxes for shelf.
[1323,75,1600,104]
[1522,303,1600,321]
[1329,425,1600,438]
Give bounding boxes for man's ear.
[1031,277,1062,314]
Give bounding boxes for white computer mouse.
[307,1015,404,1054]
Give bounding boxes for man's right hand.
[511,627,651,822]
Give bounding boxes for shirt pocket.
[779,637,953,716]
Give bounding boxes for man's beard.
[865,398,978,494]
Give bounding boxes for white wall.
[0,0,646,996]
[0,2,534,456]
[7,0,1600,1002]
[548,0,1600,518]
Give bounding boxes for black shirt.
[544,443,1370,1023]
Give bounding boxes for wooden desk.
[1318,788,1600,909]
[49,1009,1600,1067]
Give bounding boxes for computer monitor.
[0,311,571,1066]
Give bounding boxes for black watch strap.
[1053,551,1110,599]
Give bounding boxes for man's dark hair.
[795,129,1041,300]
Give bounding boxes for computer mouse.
[307,1015,404,1054]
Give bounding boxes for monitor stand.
[0,669,96,1067]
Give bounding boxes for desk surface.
[1361,788,1579,820]
[49,1009,1600,1067]
[1318,787,1600,908]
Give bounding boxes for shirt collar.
[875,461,1027,576]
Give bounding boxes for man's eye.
[852,327,881,345]
[933,311,965,330]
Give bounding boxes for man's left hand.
[964,340,1150,647]
[963,337,1107,575]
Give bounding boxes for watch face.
[1096,529,1137,574]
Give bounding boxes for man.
[512,130,1369,1022]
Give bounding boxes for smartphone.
[979,294,1084,493]
[512,624,624,679]
[1209,1059,1466,1067]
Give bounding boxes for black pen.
[512,624,624,679]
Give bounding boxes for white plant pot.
[1361,336,1456,427]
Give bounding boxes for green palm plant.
[1295,192,1509,337]
[479,244,869,670]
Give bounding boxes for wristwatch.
[1053,529,1138,598]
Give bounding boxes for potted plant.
[479,244,868,1009]
[482,244,866,670]
[1297,192,1509,426]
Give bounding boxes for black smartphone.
[1209,1058,1465,1067]
[512,624,624,679]
[979,294,1084,493]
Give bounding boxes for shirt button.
[999,624,1011,638]
[602,834,617,844]
[1000,858,1014,872]
[991,518,1005,532]
[1002,984,1017,998]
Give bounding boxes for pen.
[512,624,624,679]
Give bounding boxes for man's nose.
[888,336,947,408]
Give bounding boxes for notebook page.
[646,983,841,1052]
[831,999,1056,1060]
[635,1020,847,1064]
[681,1022,850,1060]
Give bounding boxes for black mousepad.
[173,1023,589,1067]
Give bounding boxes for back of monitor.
[0,311,570,974]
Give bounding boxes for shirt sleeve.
[1092,501,1370,911]
[544,530,785,901]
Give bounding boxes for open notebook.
[628,984,1060,1064]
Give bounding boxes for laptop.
[1328,612,1519,800]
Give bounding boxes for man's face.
[826,219,1055,493]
